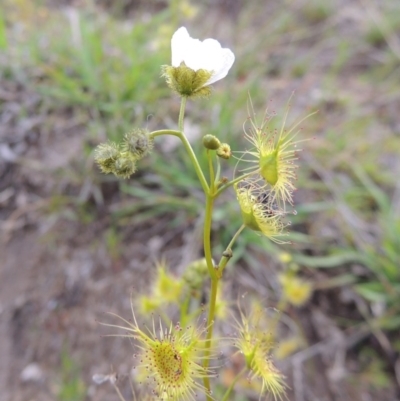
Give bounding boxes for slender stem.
[215,157,221,184]
[207,150,215,193]
[218,224,246,275]
[149,129,209,193]
[202,179,217,398]
[203,193,216,280]
[179,132,209,193]
[221,367,247,401]
[178,96,187,132]
[203,276,219,400]
[205,224,246,394]
[149,129,181,138]
[214,170,256,199]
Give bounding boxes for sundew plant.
[94,27,314,401]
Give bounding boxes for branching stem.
[218,224,246,275]
[150,97,247,401]
[214,170,256,198]
[149,128,209,193]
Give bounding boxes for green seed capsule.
[113,155,136,179]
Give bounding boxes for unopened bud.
[216,143,231,159]
[202,135,221,150]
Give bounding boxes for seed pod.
[94,142,120,174]
[123,129,153,159]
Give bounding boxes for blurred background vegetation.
[1,0,400,400]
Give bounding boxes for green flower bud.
[216,143,231,159]
[162,63,213,98]
[202,134,221,150]
[113,155,137,179]
[123,129,153,159]
[94,142,120,174]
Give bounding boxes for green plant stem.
[203,228,247,398]
[203,194,216,280]
[215,157,221,184]
[221,367,247,401]
[202,156,218,398]
[214,170,256,199]
[204,151,216,278]
[178,96,187,132]
[149,129,209,193]
[203,276,219,400]
[149,129,181,139]
[207,150,215,193]
[218,224,246,275]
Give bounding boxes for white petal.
[182,38,205,71]
[195,39,223,71]
[171,27,191,67]
[206,48,235,85]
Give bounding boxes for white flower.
[171,27,235,86]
